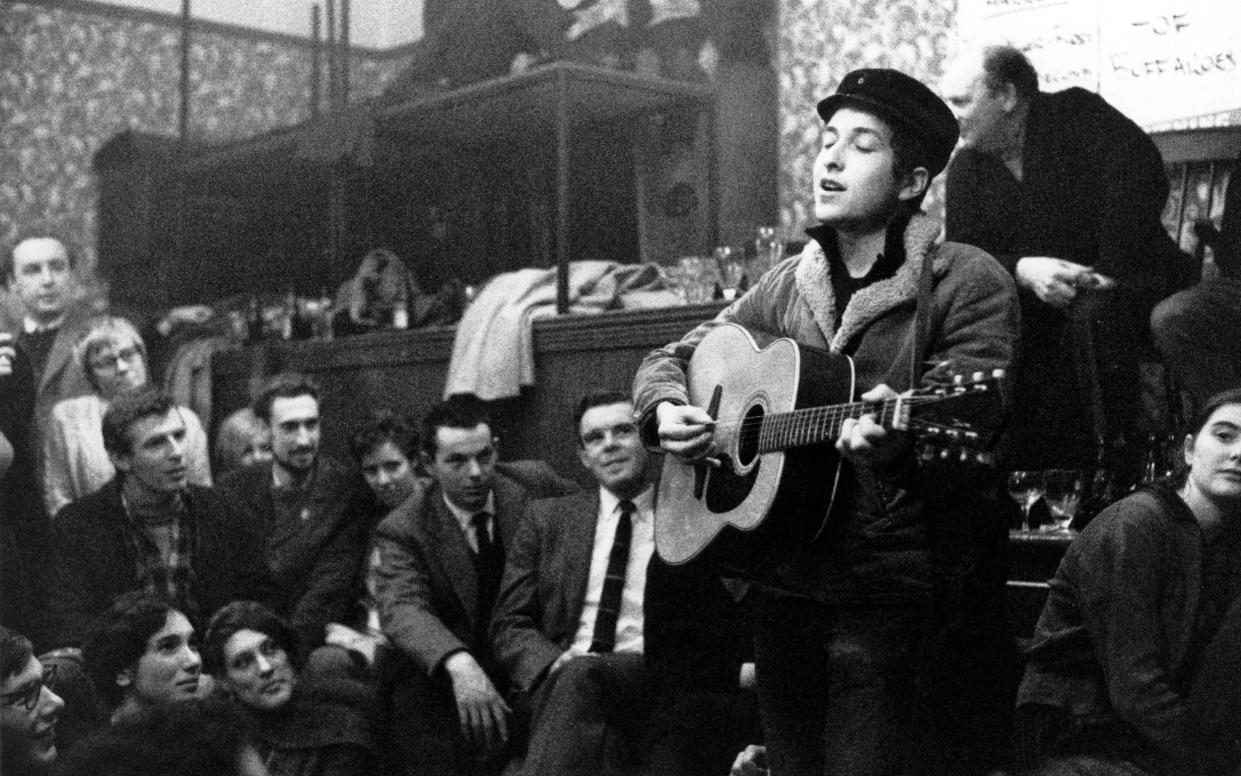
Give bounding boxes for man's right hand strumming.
[655,401,717,462]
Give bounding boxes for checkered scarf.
[122,494,200,620]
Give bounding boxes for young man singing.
[634,69,1019,775]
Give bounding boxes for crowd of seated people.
[2,47,1240,776]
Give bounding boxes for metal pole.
[310,4,321,118]
[555,69,570,314]
[326,0,337,110]
[340,0,350,106]
[179,0,191,142]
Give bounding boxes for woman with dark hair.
[81,591,203,723]
[202,601,378,776]
[1,625,64,776]
[1016,387,1241,775]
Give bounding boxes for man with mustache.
[490,391,658,776]
[44,389,269,652]
[219,372,372,655]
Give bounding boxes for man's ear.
[998,81,1020,112]
[109,449,133,475]
[898,166,930,203]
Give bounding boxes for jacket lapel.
[794,214,944,354]
[429,489,480,624]
[561,490,602,638]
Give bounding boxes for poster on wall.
[957,0,1241,131]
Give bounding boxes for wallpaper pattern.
[776,0,958,231]
[1,3,406,275]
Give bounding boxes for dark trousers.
[386,652,512,776]
[645,690,760,776]
[521,652,652,776]
[750,592,923,776]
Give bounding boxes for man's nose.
[40,686,65,717]
[182,646,202,669]
[255,654,273,675]
[466,458,484,478]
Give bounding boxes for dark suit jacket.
[489,489,607,693]
[43,479,271,649]
[372,461,578,676]
[218,457,371,651]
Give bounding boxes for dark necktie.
[471,512,503,621]
[589,500,634,653]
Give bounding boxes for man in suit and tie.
[372,394,577,776]
[491,391,657,776]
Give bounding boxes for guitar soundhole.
[737,403,764,467]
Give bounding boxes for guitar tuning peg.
[958,448,972,463]
[953,374,965,385]
[992,368,1005,379]
[972,371,984,383]
[939,448,952,460]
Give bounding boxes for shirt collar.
[443,489,497,535]
[271,460,316,492]
[598,484,654,520]
[23,313,65,334]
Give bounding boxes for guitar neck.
[757,399,906,453]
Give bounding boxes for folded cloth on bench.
[444,261,676,400]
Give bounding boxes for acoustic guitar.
[655,322,1006,565]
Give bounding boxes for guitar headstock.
[903,368,1007,453]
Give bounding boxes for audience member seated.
[42,315,211,517]
[54,696,264,776]
[44,390,269,651]
[212,407,272,480]
[80,592,204,725]
[218,373,372,655]
[1,333,46,641]
[321,410,429,666]
[202,600,380,775]
[644,555,759,776]
[1015,388,1241,776]
[371,394,577,776]
[1151,148,1241,417]
[1,625,65,776]
[941,43,1194,468]
[490,391,657,776]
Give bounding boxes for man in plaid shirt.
[42,389,270,653]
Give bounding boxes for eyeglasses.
[90,345,142,372]
[581,422,638,449]
[1,663,57,712]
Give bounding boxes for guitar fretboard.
[756,399,906,453]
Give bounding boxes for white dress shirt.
[442,490,497,553]
[570,485,655,655]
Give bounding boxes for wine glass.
[1007,470,1045,532]
[1042,469,1083,533]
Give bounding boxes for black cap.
[816,68,959,177]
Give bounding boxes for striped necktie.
[589,499,634,653]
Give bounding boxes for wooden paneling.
[211,302,722,483]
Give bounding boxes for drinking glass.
[660,263,689,305]
[752,225,784,279]
[1041,469,1083,533]
[679,256,718,304]
[713,246,745,300]
[1007,470,1045,532]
